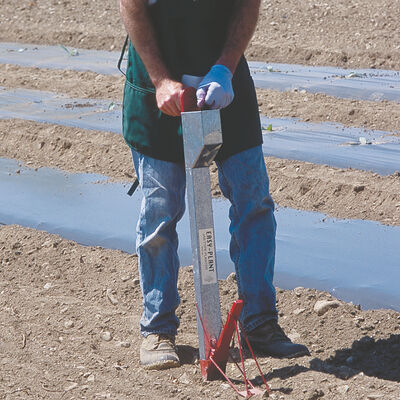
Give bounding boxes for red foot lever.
[198,300,270,398]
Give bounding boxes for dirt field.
[1,226,400,400]
[2,0,400,70]
[1,1,400,399]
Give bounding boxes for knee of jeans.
[149,191,185,217]
[139,193,185,241]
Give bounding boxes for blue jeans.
[131,145,277,337]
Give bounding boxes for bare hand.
[155,79,183,117]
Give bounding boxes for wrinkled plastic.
[1,87,398,175]
[250,61,400,102]
[1,43,398,102]
[260,116,400,175]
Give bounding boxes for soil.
[1,225,400,400]
[1,0,400,398]
[1,0,399,70]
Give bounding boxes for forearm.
[120,0,172,87]
[216,0,261,74]
[120,0,182,115]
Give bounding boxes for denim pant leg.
[216,145,278,332]
[131,150,186,337]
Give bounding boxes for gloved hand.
[196,64,234,110]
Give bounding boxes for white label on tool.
[199,228,217,285]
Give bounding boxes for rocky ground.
[1,0,400,399]
[1,226,400,400]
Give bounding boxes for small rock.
[294,286,304,296]
[353,185,365,193]
[306,389,324,400]
[94,392,111,399]
[221,383,230,389]
[314,300,341,316]
[64,382,78,392]
[87,374,95,382]
[64,320,74,329]
[116,341,131,348]
[338,365,353,379]
[293,308,306,316]
[106,288,119,306]
[337,385,349,394]
[367,395,384,400]
[101,331,112,342]
[132,278,140,286]
[120,275,131,282]
[288,330,300,341]
[178,372,190,384]
[43,282,52,290]
[226,272,236,282]
[252,390,270,399]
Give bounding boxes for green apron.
[122,0,262,163]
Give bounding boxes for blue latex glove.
[196,64,234,109]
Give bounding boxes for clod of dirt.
[101,331,112,342]
[115,341,130,348]
[177,372,190,384]
[64,320,74,329]
[226,272,236,282]
[314,300,341,315]
[307,389,324,400]
[337,385,350,394]
[106,288,119,305]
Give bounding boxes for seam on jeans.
[141,329,177,338]
[217,163,244,302]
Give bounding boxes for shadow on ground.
[224,334,400,390]
[252,334,400,383]
[310,334,400,382]
[177,345,199,365]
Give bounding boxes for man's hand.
[155,79,183,117]
[121,0,181,116]
[196,65,234,110]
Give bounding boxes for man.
[120,0,309,370]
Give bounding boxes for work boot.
[140,334,180,370]
[242,320,310,358]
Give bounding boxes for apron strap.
[127,177,140,196]
[117,35,129,77]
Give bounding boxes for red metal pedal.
[200,300,243,380]
[199,299,270,398]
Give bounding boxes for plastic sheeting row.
[1,158,399,311]
[1,87,399,175]
[1,42,399,102]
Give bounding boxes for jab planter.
[180,88,269,397]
